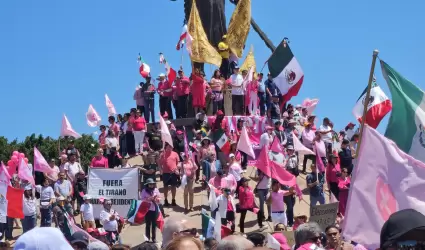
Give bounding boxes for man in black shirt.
[338,139,353,175]
[267,95,281,124]
[173,130,186,161]
[145,126,163,152]
[192,110,209,135]
[140,154,158,189]
[274,120,287,145]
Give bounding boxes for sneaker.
[171,199,177,206]
[164,199,170,207]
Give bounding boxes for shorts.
[162,173,178,187]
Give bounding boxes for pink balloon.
[24,158,29,164]
[19,153,25,159]
[12,151,19,156]
[7,160,14,167]
[11,155,18,161]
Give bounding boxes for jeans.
[40,207,52,227]
[232,95,244,115]
[257,189,271,219]
[240,209,262,233]
[310,194,326,207]
[329,182,339,200]
[240,151,248,170]
[284,195,295,226]
[212,91,224,115]
[21,214,37,233]
[302,154,316,172]
[145,210,157,241]
[144,99,155,123]
[183,178,195,209]
[177,94,189,118]
[133,130,145,154]
[0,217,14,240]
[221,211,235,232]
[258,92,266,116]
[159,96,173,119]
[119,134,127,156]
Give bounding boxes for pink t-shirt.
[210,78,223,91]
[271,190,288,212]
[315,141,327,157]
[161,151,179,174]
[91,156,108,168]
[182,161,197,179]
[158,80,173,97]
[110,123,120,138]
[175,77,190,96]
[133,117,146,131]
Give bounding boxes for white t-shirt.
[229,163,242,181]
[80,203,94,221]
[319,124,333,143]
[36,185,55,202]
[64,161,83,182]
[230,74,244,95]
[23,196,37,216]
[105,137,119,154]
[100,209,118,231]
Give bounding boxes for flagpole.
[355,49,379,158]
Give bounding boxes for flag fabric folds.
[159,114,174,148]
[240,45,256,73]
[127,200,164,230]
[60,115,81,138]
[187,0,222,67]
[214,129,231,155]
[381,60,425,163]
[293,133,315,155]
[34,147,55,175]
[225,0,251,58]
[18,158,35,186]
[302,98,319,115]
[176,24,188,50]
[352,76,391,129]
[0,184,25,222]
[268,40,304,103]
[343,125,425,249]
[105,94,117,116]
[270,137,284,154]
[139,62,151,78]
[86,104,102,127]
[236,126,255,159]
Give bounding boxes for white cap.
[14,227,73,250]
[158,73,166,77]
[229,153,235,158]
[83,194,91,200]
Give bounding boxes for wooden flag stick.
[355,49,379,158]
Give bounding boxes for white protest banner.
[309,202,339,230]
[88,168,139,219]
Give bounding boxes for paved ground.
[7,155,329,249]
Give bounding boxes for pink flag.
[252,146,271,176]
[270,161,303,199]
[314,142,326,172]
[0,162,11,183]
[105,94,117,116]
[60,115,81,138]
[159,114,173,148]
[270,137,284,154]
[293,132,315,155]
[34,147,55,175]
[18,158,35,186]
[301,98,319,115]
[86,104,102,127]
[342,125,425,249]
[237,126,255,159]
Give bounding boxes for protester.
[314,131,327,166]
[134,82,146,116]
[62,139,81,162]
[202,152,220,185]
[141,178,161,243]
[339,139,354,175]
[306,163,325,206]
[100,198,121,245]
[140,154,158,186]
[216,188,236,232]
[268,180,294,227]
[91,148,109,168]
[105,129,119,168]
[21,186,37,233]
[141,76,156,123]
[80,194,95,230]
[208,169,237,193]
[13,227,73,250]
[259,126,274,149]
[191,67,207,114]
[99,125,107,150]
[109,116,120,139]
[325,224,354,250]
[319,118,334,156]
[162,215,198,249]
[160,143,180,206]
[230,66,244,115]
[285,145,299,177]
[175,69,191,118]
[268,95,281,123]
[255,169,271,223]
[64,153,84,183]
[326,153,341,200]
[158,73,174,119]
[246,71,259,115]
[338,167,351,215]
[54,172,73,203]
[180,153,197,212]
[294,222,323,249]
[210,69,224,115]
[73,171,87,216]
[301,122,316,174]
[133,109,147,155]
[238,177,263,233]
[36,178,56,227]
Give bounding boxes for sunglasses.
[179,228,198,236]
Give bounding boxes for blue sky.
[1,0,424,141]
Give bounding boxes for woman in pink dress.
[180,153,198,212]
[191,67,206,114]
[337,167,351,215]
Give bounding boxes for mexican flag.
[381,60,425,163]
[201,209,232,240]
[268,40,304,103]
[214,129,231,154]
[127,200,164,230]
[352,76,392,128]
[139,63,151,78]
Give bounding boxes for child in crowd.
[216,188,236,232]
[74,171,87,216]
[80,195,95,230]
[140,154,158,187]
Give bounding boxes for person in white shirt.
[64,153,83,183]
[344,122,356,141]
[228,154,242,182]
[216,188,236,232]
[319,117,334,156]
[80,195,95,230]
[119,154,132,168]
[99,199,121,244]
[259,126,275,149]
[105,130,119,168]
[45,158,60,184]
[21,186,37,233]
[230,66,244,115]
[36,179,56,227]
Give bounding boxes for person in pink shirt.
[159,143,180,206]
[208,169,237,193]
[175,69,190,118]
[90,148,108,168]
[179,153,198,212]
[108,116,120,139]
[133,82,145,117]
[210,69,224,115]
[301,122,316,174]
[338,167,350,216]
[268,180,294,227]
[326,153,341,200]
[314,131,327,165]
[157,73,174,119]
[245,72,259,116]
[238,177,262,233]
[132,110,146,154]
[98,125,107,151]
[140,178,161,243]
[190,67,207,114]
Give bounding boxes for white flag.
[86,104,102,127]
[105,94,117,116]
[60,115,81,138]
